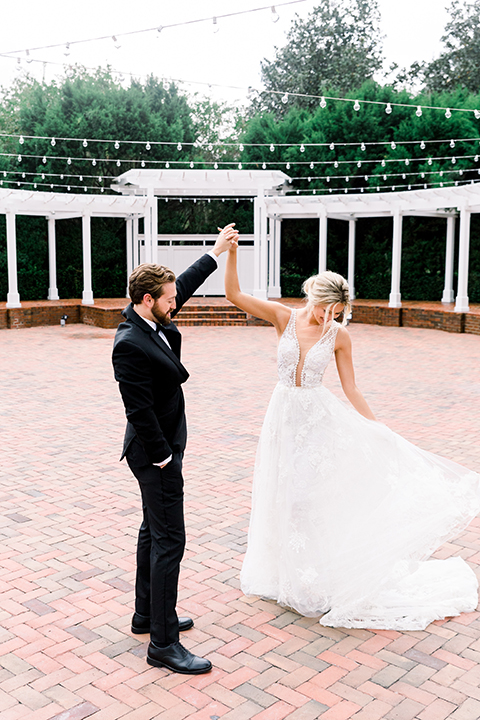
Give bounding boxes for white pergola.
[265,183,480,312]
[0,189,149,308]
[1,172,478,311]
[111,169,290,299]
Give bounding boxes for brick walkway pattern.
[1,322,480,720]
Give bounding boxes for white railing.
[138,235,255,296]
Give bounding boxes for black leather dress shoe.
[131,613,194,634]
[147,640,212,674]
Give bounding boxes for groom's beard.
[152,306,172,326]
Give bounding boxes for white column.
[47,216,59,300]
[6,212,21,308]
[126,216,133,298]
[82,212,94,305]
[347,218,356,300]
[143,190,158,264]
[133,215,139,267]
[253,191,268,299]
[454,207,471,313]
[318,211,327,273]
[441,215,456,303]
[389,210,403,308]
[268,215,282,298]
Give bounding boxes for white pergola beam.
[442,216,455,304]
[389,210,403,308]
[82,212,94,305]
[454,207,471,313]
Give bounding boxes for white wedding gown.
[240,310,480,631]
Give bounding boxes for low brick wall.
[80,305,124,329]
[401,307,464,333]
[465,314,480,335]
[350,304,401,327]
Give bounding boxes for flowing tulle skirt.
[240,383,480,630]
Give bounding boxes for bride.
[224,234,480,631]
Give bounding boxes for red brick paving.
[0,322,480,720]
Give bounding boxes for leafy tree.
[252,0,383,117]
[409,0,480,94]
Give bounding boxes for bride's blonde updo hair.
[302,270,351,327]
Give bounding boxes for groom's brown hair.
[129,263,176,304]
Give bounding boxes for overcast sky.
[0,0,451,105]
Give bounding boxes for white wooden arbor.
[0,189,149,308]
[265,183,480,312]
[111,169,290,299]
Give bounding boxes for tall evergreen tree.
[252,0,384,117]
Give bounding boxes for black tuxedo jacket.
[112,253,217,467]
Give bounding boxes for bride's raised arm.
[224,237,290,335]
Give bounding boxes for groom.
[112,224,238,674]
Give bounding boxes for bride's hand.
[217,225,239,252]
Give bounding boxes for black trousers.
[127,453,185,646]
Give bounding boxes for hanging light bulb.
[141,160,145,168]
[64,43,70,56]
[385,103,392,114]
[190,161,194,168]
[320,96,327,109]
[271,6,280,23]
[329,142,335,150]
[212,17,219,33]
[262,162,266,169]
[17,154,22,162]
[420,140,426,150]
[345,176,350,182]
[60,174,64,180]
[416,106,422,117]
[270,144,275,152]
[165,162,170,168]
[42,156,47,163]
[300,144,305,152]
[157,25,163,35]
[22,172,25,178]
[238,162,242,169]
[239,143,244,152]
[310,162,314,169]
[428,158,433,165]
[451,156,456,164]
[391,141,396,150]
[421,172,425,178]
[364,175,369,181]
[49,137,56,147]
[402,173,406,179]
[361,142,366,151]
[146,142,151,150]
[474,109,480,119]
[92,159,96,166]
[450,139,455,148]
[67,157,72,165]
[177,142,182,151]
[445,108,452,118]
[112,35,121,49]
[214,162,218,169]
[383,174,387,181]
[353,100,360,111]
[405,159,410,165]
[307,176,311,182]
[326,177,330,182]
[41,173,45,180]
[357,161,362,168]
[18,135,25,145]
[286,162,290,170]
[475,155,479,162]
[459,169,463,175]
[25,49,33,64]
[116,160,121,167]
[281,93,288,104]
[381,159,386,167]
[82,139,88,148]
[334,161,339,168]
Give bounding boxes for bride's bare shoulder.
[335,324,352,349]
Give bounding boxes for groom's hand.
[212,223,239,256]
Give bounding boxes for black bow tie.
[155,323,163,333]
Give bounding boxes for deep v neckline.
[291,310,335,387]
